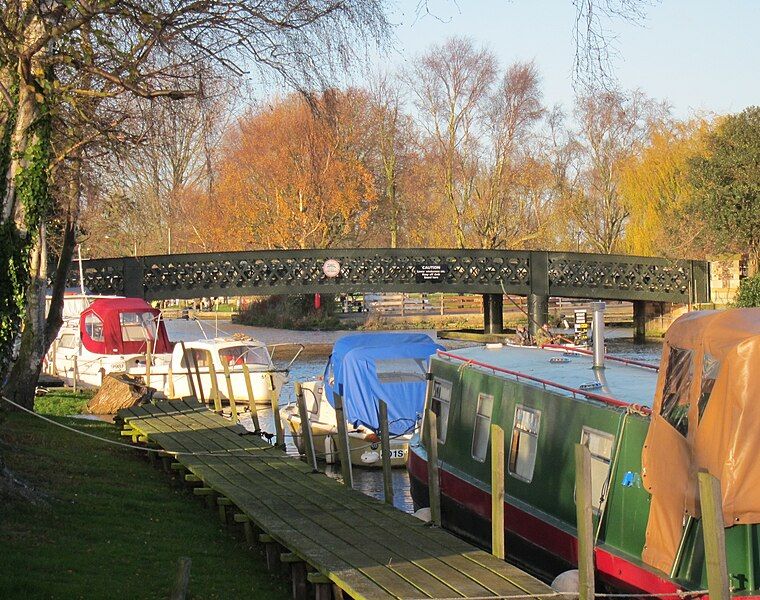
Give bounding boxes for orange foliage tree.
[210,91,377,250]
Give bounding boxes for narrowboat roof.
[434,344,659,409]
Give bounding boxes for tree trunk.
[4,226,47,409]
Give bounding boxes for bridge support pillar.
[633,300,647,343]
[483,294,503,334]
[528,293,549,338]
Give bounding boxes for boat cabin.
[408,309,760,597]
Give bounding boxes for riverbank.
[0,390,289,600]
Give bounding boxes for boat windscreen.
[219,345,271,366]
[373,358,427,383]
[120,311,157,342]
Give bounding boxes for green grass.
[0,398,289,600]
[33,387,93,416]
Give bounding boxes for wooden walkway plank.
[148,401,547,599]
[118,401,555,600]
[140,403,417,600]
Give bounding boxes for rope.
[408,591,708,600]
[1,396,286,459]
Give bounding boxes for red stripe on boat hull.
[408,451,682,596]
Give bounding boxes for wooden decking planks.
[118,400,554,600]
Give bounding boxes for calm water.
[163,319,663,513]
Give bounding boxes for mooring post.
[575,443,595,600]
[333,391,354,488]
[221,359,238,424]
[179,342,198,400]
[145,344,152,388]
[72,356,80,393]
[188,346,206,404]
[426,409,441,527]
[169,556,192,600]
[378,400,394,505]
[240,362,261,432]
[295,382,318,472]
[207,361,222,412]
[491,423,505,559]
[270,380,285,449]
[633,300,647,343]
[698,470,730,600]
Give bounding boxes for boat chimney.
[591,301,606,369]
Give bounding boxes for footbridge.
[67,248,710,335]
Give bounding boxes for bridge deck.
[118,400,554,600]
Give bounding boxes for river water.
[163,319,663,513]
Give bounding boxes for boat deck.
[437,345,659,408]
[118,399,555,600]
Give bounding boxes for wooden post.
[271,379,285,449]
[169,557,192,600]
[241,362,261,432]
[188,346,206,403]
[179,342,198,400]
[575,443,595,600]
[333,392,354,488]
[72,356,79,393]
[379,400,394,505]
[207,361,222,412]
[221,359,238,424]
[51,341,59,376]
[698,470,730,600]
[426,409,441,527]
[491,423,505,559]
[440,294,444,316]
[295,382,318,472]
[167,366,175,398]
[145,344,152,388]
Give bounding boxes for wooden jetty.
[118,399,554,600]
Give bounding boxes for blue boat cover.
[323,333,444,435]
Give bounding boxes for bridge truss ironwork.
[65,248,710,305]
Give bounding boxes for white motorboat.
[280,332,443,468]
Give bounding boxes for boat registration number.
[387,449,406,459]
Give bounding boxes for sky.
[358,0,760,119]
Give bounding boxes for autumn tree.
[566,89,665,253]
[472,61,547,249]
[620,119,710,257]
[404,37,497,248]
[688,106,760,275]
[0,1,390,409]
[211,91,377,250]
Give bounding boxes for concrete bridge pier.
[528,293,549,338]
[633,300,647,343]
[482,293,504,334]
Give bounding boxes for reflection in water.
[164,319,664,515]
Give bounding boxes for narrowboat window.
[84,313,104,342]
[471,393,494,462]
[180,349,213,369]
[509,406,540,483]
[219,345,271,367]
[120,311,157,342]
[580,427,615,514]
[660,346,693,437]
[374,358,427,383]
[59,333,77,349]
[430,378,452,444]
[698,354,720,421]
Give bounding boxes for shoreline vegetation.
[0,390,289,600]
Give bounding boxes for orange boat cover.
[641,308,760,573]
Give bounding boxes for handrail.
[436,349,652,414]
[542,344,660,372]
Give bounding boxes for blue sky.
[366,0,760,118]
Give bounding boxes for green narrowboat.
[408,309,760,597]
